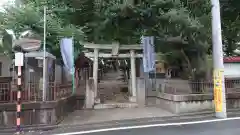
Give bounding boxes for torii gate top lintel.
[81,42,143,58]
[81,42,142,50]
[81,42,142,58]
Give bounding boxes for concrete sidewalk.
[3,108,240,135]
[61,107,175,126]
[0,107,175,135]
[23,108,240,135]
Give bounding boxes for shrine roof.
[224,56,240,63]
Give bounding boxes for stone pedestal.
[129,96,136,102]
[160,79,167,93]
[128,78,137,102]
[136,78,146,107]
[85,78,94,109]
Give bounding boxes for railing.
[159,79,240,95]
[0,81,72,103]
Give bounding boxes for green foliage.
[0,1,84,59]
[0,0,212,79]
[220,0,240,56]
[0,0,239,80]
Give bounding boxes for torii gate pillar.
[93,48,99,102]
[130,50,137,102]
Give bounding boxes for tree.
[1,0,213,80]
[220,0,240,56]
[0,1,84,60]
[76,0,212,80]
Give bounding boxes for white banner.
[142,36,155,72]
[60,38,74,74]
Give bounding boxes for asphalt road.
[62,119,240,135]
[47,120,240,135]
[4,113,240,135]
[24,117,239,135]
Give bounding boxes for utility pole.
[211,0,227,118]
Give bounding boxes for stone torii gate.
[82,42,144,106]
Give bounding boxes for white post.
[130,50,137,102]
[42,6,47,101]
[93,48,99,101]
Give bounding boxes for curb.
[1,109,240,133]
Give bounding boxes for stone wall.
[155,92,240,114]
[0,95,84,128]
[156,93,213,114]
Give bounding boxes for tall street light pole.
[211,0,227,118]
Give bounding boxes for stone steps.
[94,102,138,109]
[96,70,130,105]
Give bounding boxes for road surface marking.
[53,117,240,135]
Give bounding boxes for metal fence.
[0,82,72,103]
[158,79,240,95]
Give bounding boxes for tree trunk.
[180,49,192,78]
[226,38,233,56]
[181,49,206,93]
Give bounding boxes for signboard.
[213,69,224,112]
[142,36,155,72]
[14,52,24,66]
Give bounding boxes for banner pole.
[72,37,75,95]
[42,6,47,101]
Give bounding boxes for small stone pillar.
[136,78,146,107]
[160,79,167,93]
[85,78,94,109]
